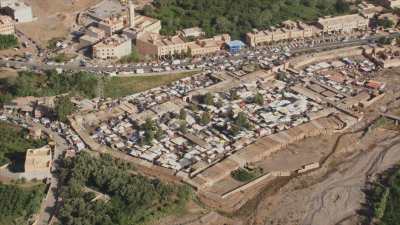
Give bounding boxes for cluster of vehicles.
[0,30,389,78]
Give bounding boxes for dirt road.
[251,132,400,225]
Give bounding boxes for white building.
[0,0,13,8]
[1,1,33,23]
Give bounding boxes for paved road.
[1,32,399,76]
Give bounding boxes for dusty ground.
[17,0,102,47]
[248,129,400,225]
[16,0,152,47]
[254,134,340,172]
[0,67,18,79]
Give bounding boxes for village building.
[316,14,369,33]
[245,20,316,47]
[24,145,52,173]
[28,127,42,140]
[0,15,14,34]
[0,0,13,7]
[97,16,125,35]
[136,32,188,57]
[79,26,106,47]
[136,32,231,58]
[358,2,384,18]
[92,34,132,59]
[122,15,161,39]
[187,34,231,56]
[180,27,205,38]
[380,0,400,8]
[0,0,33,23]
[122,2,161,39]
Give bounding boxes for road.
[33,122,69,225]
[1,32,399,76]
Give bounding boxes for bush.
[201,93,214,105]
[199,111,211,125]
[119,47,141,63]
[54,95,76,122]
[2,70,98,100]
[376,18,395,29]
[0,34,18,50]
[231,167,262,182]
[366,167,400,224]
[253,92,264,105]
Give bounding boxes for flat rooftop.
[87,0,123,21]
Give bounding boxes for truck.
[172,59,181,65]
[136,68,144,74]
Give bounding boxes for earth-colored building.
[246,20,315,47]
[317,14,369,33]
[24,145,52,173]
[92,34,132,59]
[0,15,14,34]
[136,32,230,58]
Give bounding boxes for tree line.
[56,152,192,225]
[365,166,400,225]
[0,71,98,101]
[0,183,45,225]
[144,0,351,39]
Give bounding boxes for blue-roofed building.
[227,40,245,54]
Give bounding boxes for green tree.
[230,89,240,100]
[151,0,352,39]
[234,112,251,129]
[376,18,395,29]
[57,152,192,225]
[119,47,141,63]
[335,0,350,13]
[231,168,262,182]
[375,188,390,219]
[202,93,214,105]
[179,121,187,133]
[143,5,155,17]
[0,34,18,49]
[141,118,164,144]
[54,95,76,122]
[199,111,211,125]
[179,108,187,120]
[2,70,98,99]
[230,124,240,136]
[253,92,264,105]
[0,121,47,166]
[0,184,45,225]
